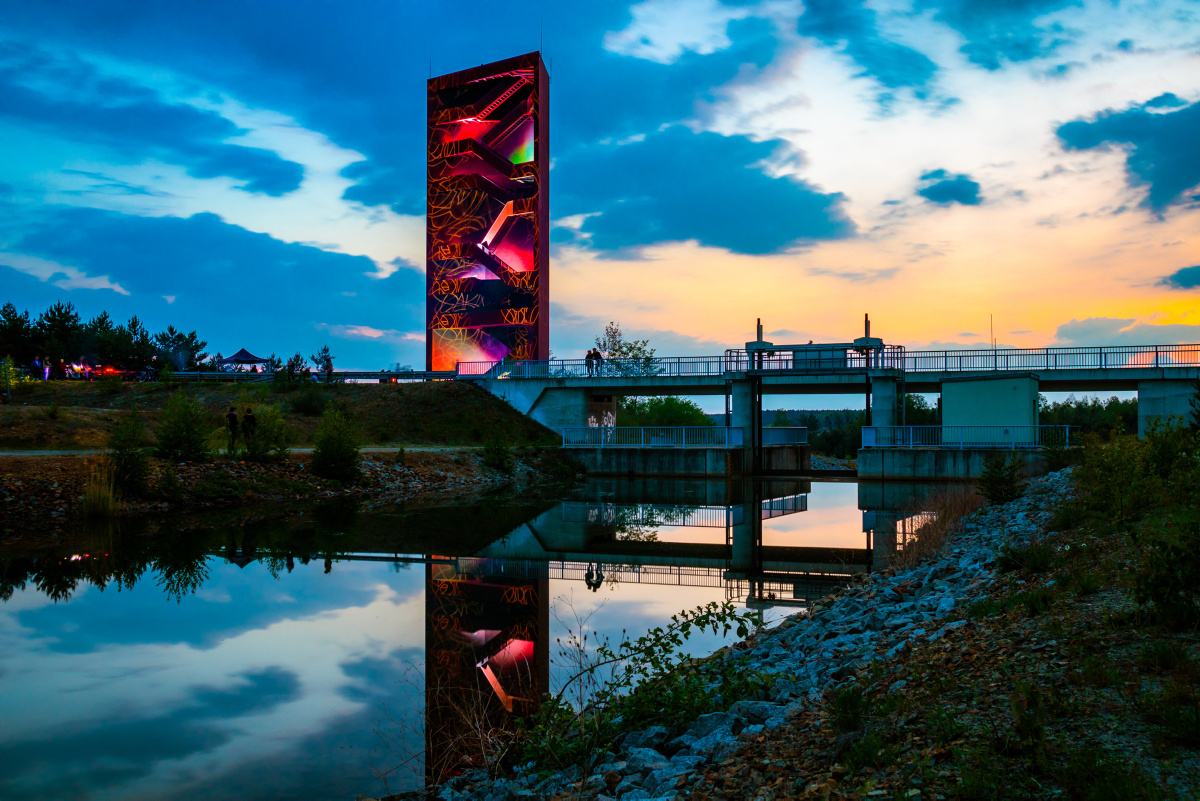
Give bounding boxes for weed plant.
[107,406,150,495]
[154,391,211,461]
[997,542,1056,574]
[243,405,291,462]
[890,487,981,569]
[42,402,64,421]
[311,407,360,481]
[83,461,120,518]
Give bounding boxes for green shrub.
[1138,640,1192,674]
[393,446,406,465]
[156,463,185,504]
[1048,499,1086,531]
[1075,433,1162,523]
[481,440,515,473]
[842,732,896,773]
[154,391,211,461]
[977,451,1026,505]
[1010,680,1047,765]
[1056,747,1166,801]
[1134,512,1200,628]
[1141,680,1200,747]
[832,686,867,733]
[310,407,360,481]
[289,384,327,417]
[997,542,1056,574]
[1014,586,1057,617]
[108,406,150,495]
[243,405,290,462]
[43,402,64,421]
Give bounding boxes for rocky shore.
[391,469,1074,801]
[0,447,574,550]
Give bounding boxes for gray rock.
[661,733,695,757]
[684,712,735,739]
[582,774,608,793]
[615,775,644,796]
[727,699,782,724]
[624,747,668,774]
[621,791,651,800]
[622,725,670,752]
[936,596,956,616]
[668,754,705,771]
[888,679,908,693]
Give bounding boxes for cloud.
[1057,96,1200,212]
[557,126,854,254]
[797,0,938,91]
[0,206,426,368]
[0,41,304,196]
[918,0,1081,70]
[604,0,753,64]
[1158,265,1200,290]
[1054,316,1200,346]
[808,266,899,282]
[916,169,982,205]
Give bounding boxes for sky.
[0,0,1198,371]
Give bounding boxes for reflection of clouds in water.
[762,481,861,549]
[0,562,426,801]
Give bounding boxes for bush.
[617,396,712,427]
[977,451,1026,505]
[481,440,515,473]
[1134,512,1200,628]
[108,406,150,495]
[97,374,125,395]
[289,384,327,416]
[310,407,360,481]
[154,391,211,461]
[43,402,64,421]
[997,542,1056,574]
[832,686,867,733]
[243,405,291,462]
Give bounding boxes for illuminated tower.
[426,52,550,371]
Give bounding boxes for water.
[0,478,941,800]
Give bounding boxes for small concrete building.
[941,373,1039,441]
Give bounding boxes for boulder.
[622,725,670,752]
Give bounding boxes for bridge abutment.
[1138,380,1195,437]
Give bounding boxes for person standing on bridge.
[585,348,596,376]
[594,348,604,377]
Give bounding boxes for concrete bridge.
[462,341,1200,439]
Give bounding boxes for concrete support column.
[870,376,899,428]
[1138,380,1196,437]
[730,379,755,441]
[526,388,590,433]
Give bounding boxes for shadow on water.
[0,476,962,798]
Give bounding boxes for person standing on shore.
[242,408,257,447]
[226,407,239,454]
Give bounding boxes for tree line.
[1,300,207,371]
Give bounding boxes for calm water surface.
[0,478,937,800]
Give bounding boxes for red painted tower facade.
[426,52,550,371]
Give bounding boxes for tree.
[595,321,657,377]
[286,352,308,380]
[36,300,83,362]
[0,302,36,364]
[770,409,791,427]
[153,325,208,369]
[617,396,714,427]
[267,352,283,372]
[310,345,334,370]
[904,394,939,426]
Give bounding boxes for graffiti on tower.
[426,52,549,371]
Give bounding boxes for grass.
[82,460,120,517]
[891,486,983,570]
[996,542,1057,574]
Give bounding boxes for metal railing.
[561,426,745,448]
[457,343,1200,381]
[861,425,1072,449]
[561,502,743,528]
[762,427,808,445]
[762,493,808,518]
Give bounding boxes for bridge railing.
[560,502,743,528]
[562,426,745,448]
[899,344,1200,372]
[457,343,1200,380]
[862,425,1072,449]
[762,427,808,445]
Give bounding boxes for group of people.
[583,562,606,592]
[225,407,258,451]
[584,348,605,376]
[29,356,89,380]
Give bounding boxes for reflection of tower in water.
[424,561,548,785]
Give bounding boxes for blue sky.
[0,0,1197,368]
